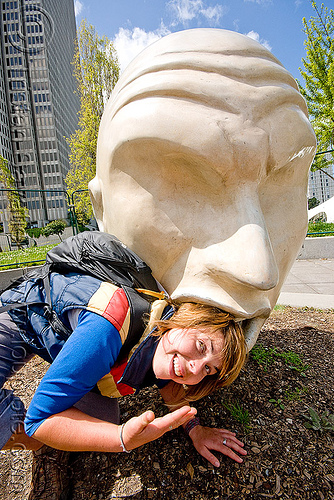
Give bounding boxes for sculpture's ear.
[88,176,105,232]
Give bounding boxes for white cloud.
[244,0,272,5]
[246,30,272,51]
[233,18,240,31]
[113,25,171,72]
[74,0,83,17]
[201,5,227,24]
[168,0,203,21]
[112,1,228,73]
[167,0,226,25]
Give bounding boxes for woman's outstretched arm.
[32,405,197,452]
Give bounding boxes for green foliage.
[269,398,285,410]
[251,344,309,374]
[0,155,28,248]
[285,386,308,402]
[223,400,251,430]
[26,227,43,239]
[303,407,334,432]
[66,20,120,225]
[42,220,67,241]
[0,244,56,270]
[307,221,334,235]
[298,2,334,171]
[250,344,277,371]
[273,304,287,312]
[308,196,320,209]
[275,350,310,374]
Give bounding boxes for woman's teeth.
[173,356,182,377]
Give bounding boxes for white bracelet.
[119,423,131,453]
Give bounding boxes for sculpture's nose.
[205,223,279,291]
[169,190,280,319]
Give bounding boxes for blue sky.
[74,0,316,80]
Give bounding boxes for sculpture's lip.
[171,289,272,319]
[170,288,271,350]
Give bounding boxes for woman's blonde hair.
[154,302,247,405]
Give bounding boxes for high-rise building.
[0,0,79,227]
[308,155,334,204]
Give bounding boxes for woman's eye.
[198,340,206,353]
[205,364,210,374]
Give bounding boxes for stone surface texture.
[89,29,316,349]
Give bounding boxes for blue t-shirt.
[24,309,122,436]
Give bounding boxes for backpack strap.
[135,289,168,300]
[117,286,154,360]
[0,263,72,341]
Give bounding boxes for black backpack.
[45,231,161,291]
[0,232,166,348]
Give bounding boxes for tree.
[299,1,334,172]
[42,220,67,241]
[308,196,321,209]
[0,155,28,248]
[66,20,120,225]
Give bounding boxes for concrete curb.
[278,292,334,309]
[298,236,334,259]
[0,267,42,292]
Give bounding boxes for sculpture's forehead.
[96,27,315,193]
[104,28,306,126]
[118,28,286,84]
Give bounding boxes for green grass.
[285,386,308,402]
[250,344,277,370]
[0,244,57,270]
[223,400,251,431]
[250,344,310,374]
[273,304,287,311]
[307,221,334,237]
[275,350,309,373]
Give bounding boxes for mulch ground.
[0,306,333,500]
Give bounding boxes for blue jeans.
[0,312,34,448]
[0,312,120,449]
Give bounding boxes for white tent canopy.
[308,195,334,223]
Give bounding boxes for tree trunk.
[28,446,74,500]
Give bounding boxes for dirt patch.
[1,306,333,500]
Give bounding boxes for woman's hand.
[32,406,195,453]
[188,425,247,467]
[121,405,197,451]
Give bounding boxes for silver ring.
[223,439,227,445]
[169,424,173,431]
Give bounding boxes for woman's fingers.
[140,410,155,427]
[197,447,222,468]
[222,436,247,454]
[154,406,197,433]
[122,406,197,450]
[216,429,245,447]
[189,426,247,466]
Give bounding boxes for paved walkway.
[278,259,334,309]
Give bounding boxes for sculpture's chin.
[241,316,268,351]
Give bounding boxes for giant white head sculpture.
[89,29,316,349]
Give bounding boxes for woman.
[0,269,247,467]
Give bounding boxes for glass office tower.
[0,0,79,226]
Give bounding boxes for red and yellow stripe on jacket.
[85,282,135,398]
[84,282,168,399]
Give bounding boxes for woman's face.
[152,328,225,385]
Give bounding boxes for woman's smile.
[172,354,183,378]
[153,327,225,385]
